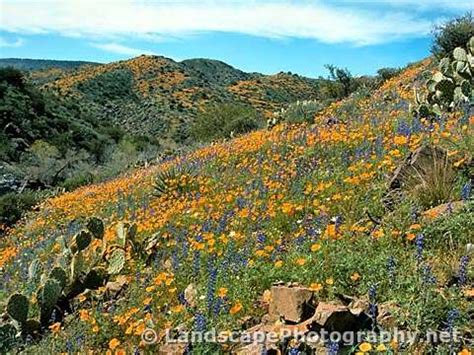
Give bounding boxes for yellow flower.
[171,304,185,313]
[393,135,408,145]
[350,272,361,281]
[230,301,243,314]
[49,322,61,334]
[310,243,321,252]
[218,287,228,298]
[309,283,323,292]
[376,343,387,351]
[359,342,372,352]
[325,278,334,286]
[274,260,283,268]
[295,258,306,266]
[109,338,121,350]
[458,349,472,355]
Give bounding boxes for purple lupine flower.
[207,267,218,312]
[458,256,470,286]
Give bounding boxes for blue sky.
[0,0,472,77]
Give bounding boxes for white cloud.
[0,0,467,45]
[0,37,25,48]
[91,42,154,56]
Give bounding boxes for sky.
[0,0,472,77]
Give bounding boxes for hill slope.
[1,58,473,353]
[34,55,322,145]
[0,58,99,71]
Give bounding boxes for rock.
[159,342,188,355]
[269,284,316,323]
[384,145,450,208]
[184,283,197,308]
[311,302,364,333]
[105,277,128,298]
[422,201,465,221]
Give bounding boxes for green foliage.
[0,191,39,226]
[0,323,17,352]
[278,99,324,124]
[413,36,473,117]
[28,258,42,282]
[190,103,264,142]
[324,64,359,98]
[7,293,29,323]
[431,12,474,58]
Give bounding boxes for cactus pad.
[87,217,104,239]
[70,230,92,253]
[7,293,29,323]
[49,267,68,290]
[107,249,126,275]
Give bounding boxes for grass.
[0,58,473,353]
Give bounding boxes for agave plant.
[154,163,197,197]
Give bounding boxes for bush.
[431,12,474,58]
[0,191,39,227]
[190,103,264,142]
[279,100,324,124]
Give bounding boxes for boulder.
[269,284,316,323]
[311,302,361,332]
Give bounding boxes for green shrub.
[0,191,39,227]
[431,12,474,58]
[190,103,264,142]
[279,100,324,124]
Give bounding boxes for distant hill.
[28,55,323,147]
[0,58,99,71]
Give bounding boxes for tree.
[324,64,358,98]
[431,12,474,58]
[190,103,264,142]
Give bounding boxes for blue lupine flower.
[327,340,339,355]
[461,181,471,201]
[421,265,437,285]
[458,256,470,286]
[387,256,396,284]
[207,267,218,312]
[415,233,424,264]
[445,309,460,353]
[195,312,206,332]
[368,285,378,330]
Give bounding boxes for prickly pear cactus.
[87,217,104,239]
[6,293,29,324]
[28,258,42,282]
[115,222,128,248]
[39,278,62,325]
[412,36,473,117]
[107,249,126,275]
[70,253,85,282]
[70,230,92,254]
[49,267,68,290]
[83,267,107,289]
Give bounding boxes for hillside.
[1,57,473,353]
[0,58,99,72]
[32,55,322,145]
